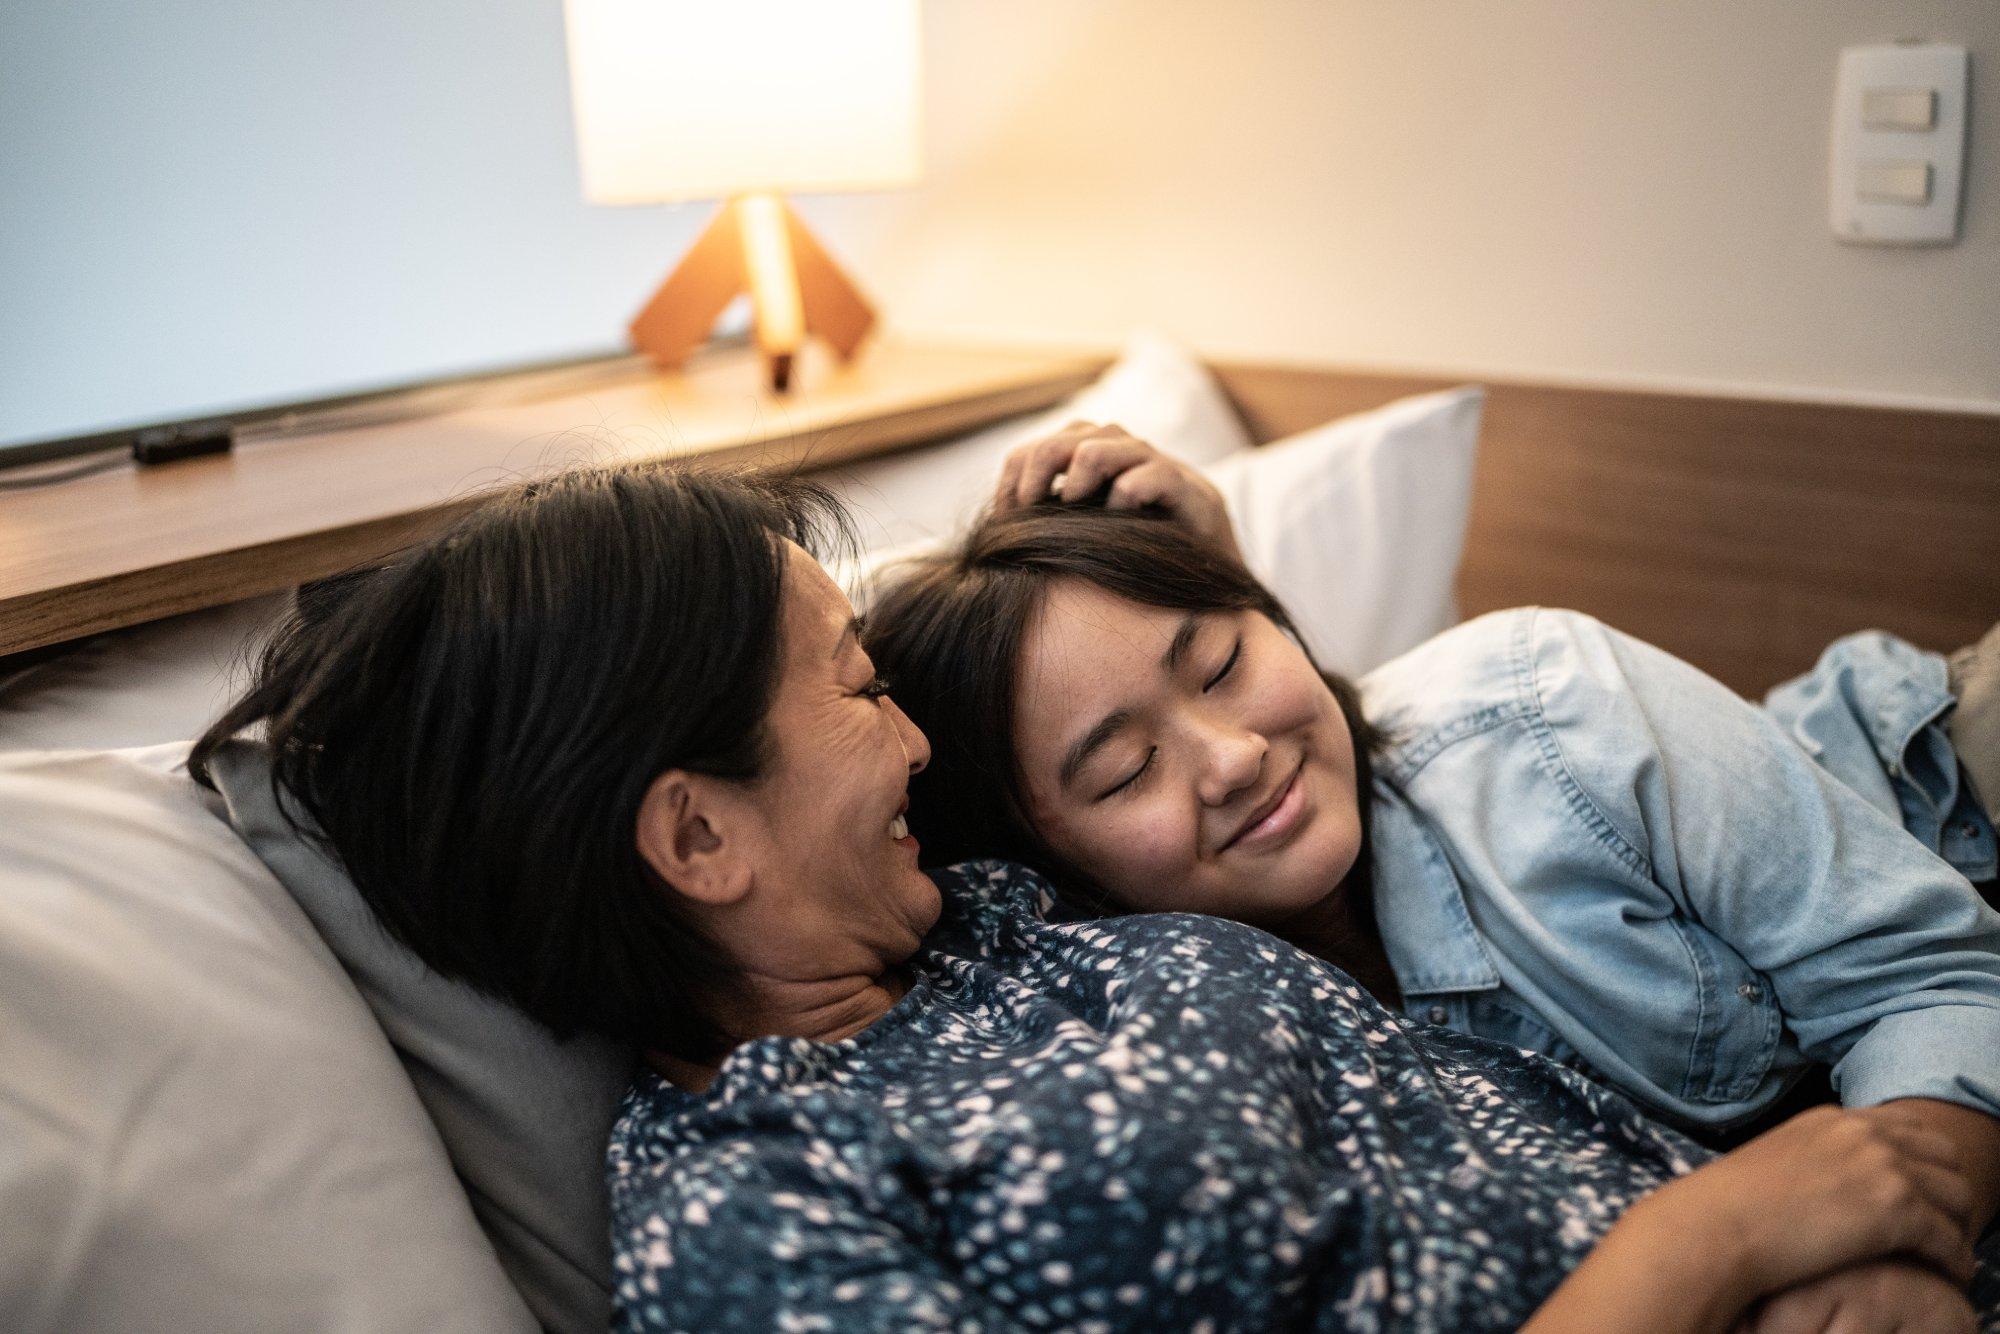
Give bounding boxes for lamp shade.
[563,0,921,205]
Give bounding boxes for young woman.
[194,461,1981,1333]
[864,426,2000,1329]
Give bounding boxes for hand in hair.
[993,421,1244,564]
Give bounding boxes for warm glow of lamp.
[564,0,921,391]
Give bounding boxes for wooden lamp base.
[628,192,876,393]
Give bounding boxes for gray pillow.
[206,739,636,1334]
[0,743,536,1333]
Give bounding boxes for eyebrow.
[1056,614,1203,790]
[832,616,862,660]
[1161,613,1201,674]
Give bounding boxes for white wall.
[808,0,2000,411]
[5,0,1993,444]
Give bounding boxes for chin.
[1259,872,1341,922]
[904,873,944,935]
[1269,829,1360,911]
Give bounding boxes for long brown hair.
[865,503,1392,992]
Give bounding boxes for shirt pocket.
[1671,919,1782,1104]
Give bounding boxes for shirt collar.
[1824,633,1960,810]
[1367,781,1502,997]
[1862,649,1954,777]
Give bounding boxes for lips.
[1220,761,1305,853]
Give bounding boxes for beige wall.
[805,0,1999,411]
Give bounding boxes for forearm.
[1861,1097,2000,1237]
[1523,1194,1752,1334]
[1525,1097,1998,1334]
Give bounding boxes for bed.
[1,336,1995,1332]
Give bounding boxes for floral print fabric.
[608,860,1997,1331]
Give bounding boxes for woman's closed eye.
[1097,747,1156,801]
[1204,637,1242,692]
[1091,639,1237,799]
[857,676,893,701]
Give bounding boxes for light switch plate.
[1856,160,1932,204]
[1830,43,1967,246]
[1861,87,1936,131]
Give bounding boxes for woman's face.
[683,544,940,985]
[1011,580,1363,929]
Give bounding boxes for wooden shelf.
[0,339,1108,656]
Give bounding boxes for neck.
[647,964,912,1094]
[1273,714,1401,1010]
[1271,872,1402,1011]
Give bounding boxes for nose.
[1193,719,1265,808]
[885,695,930,775]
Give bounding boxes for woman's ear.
[635,770,754,907]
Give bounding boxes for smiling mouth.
[1220,761,1306,853]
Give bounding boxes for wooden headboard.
[1208,360,2000,697]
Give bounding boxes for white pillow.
[823,329,1252,553]
[1208,385,1484,678]
[0,743,536,1334]
[844,385,1484,681]
[203,737,629,1333]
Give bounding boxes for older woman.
[192,463,1980,1332]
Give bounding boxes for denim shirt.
[1359,607,2000,1135]
[1765,629,1998,884]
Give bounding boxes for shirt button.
[1737,983,1763,1002]
[1428,1005,1449,1024]
[1887,762,1902,778]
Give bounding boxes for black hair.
[190,461,853,1061]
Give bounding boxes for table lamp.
[563,0,921,392]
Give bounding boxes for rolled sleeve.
[1836,1003,2000,1115]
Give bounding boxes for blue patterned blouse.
[607,860,1736,1331]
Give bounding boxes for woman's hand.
[1852,1097,2000,1243]
[1642,1105,1977,1302]
[992,421,1244,563]
[1737,1261,1976,1334]
[1527,1105,1978,1334]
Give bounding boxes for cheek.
[793,710,901,834]
[1248,658,1327,737]
[1043,797,1200,910]
[1243,656,1356,786]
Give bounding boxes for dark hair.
[190,461,853,1061]
[864,503,1382,909]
